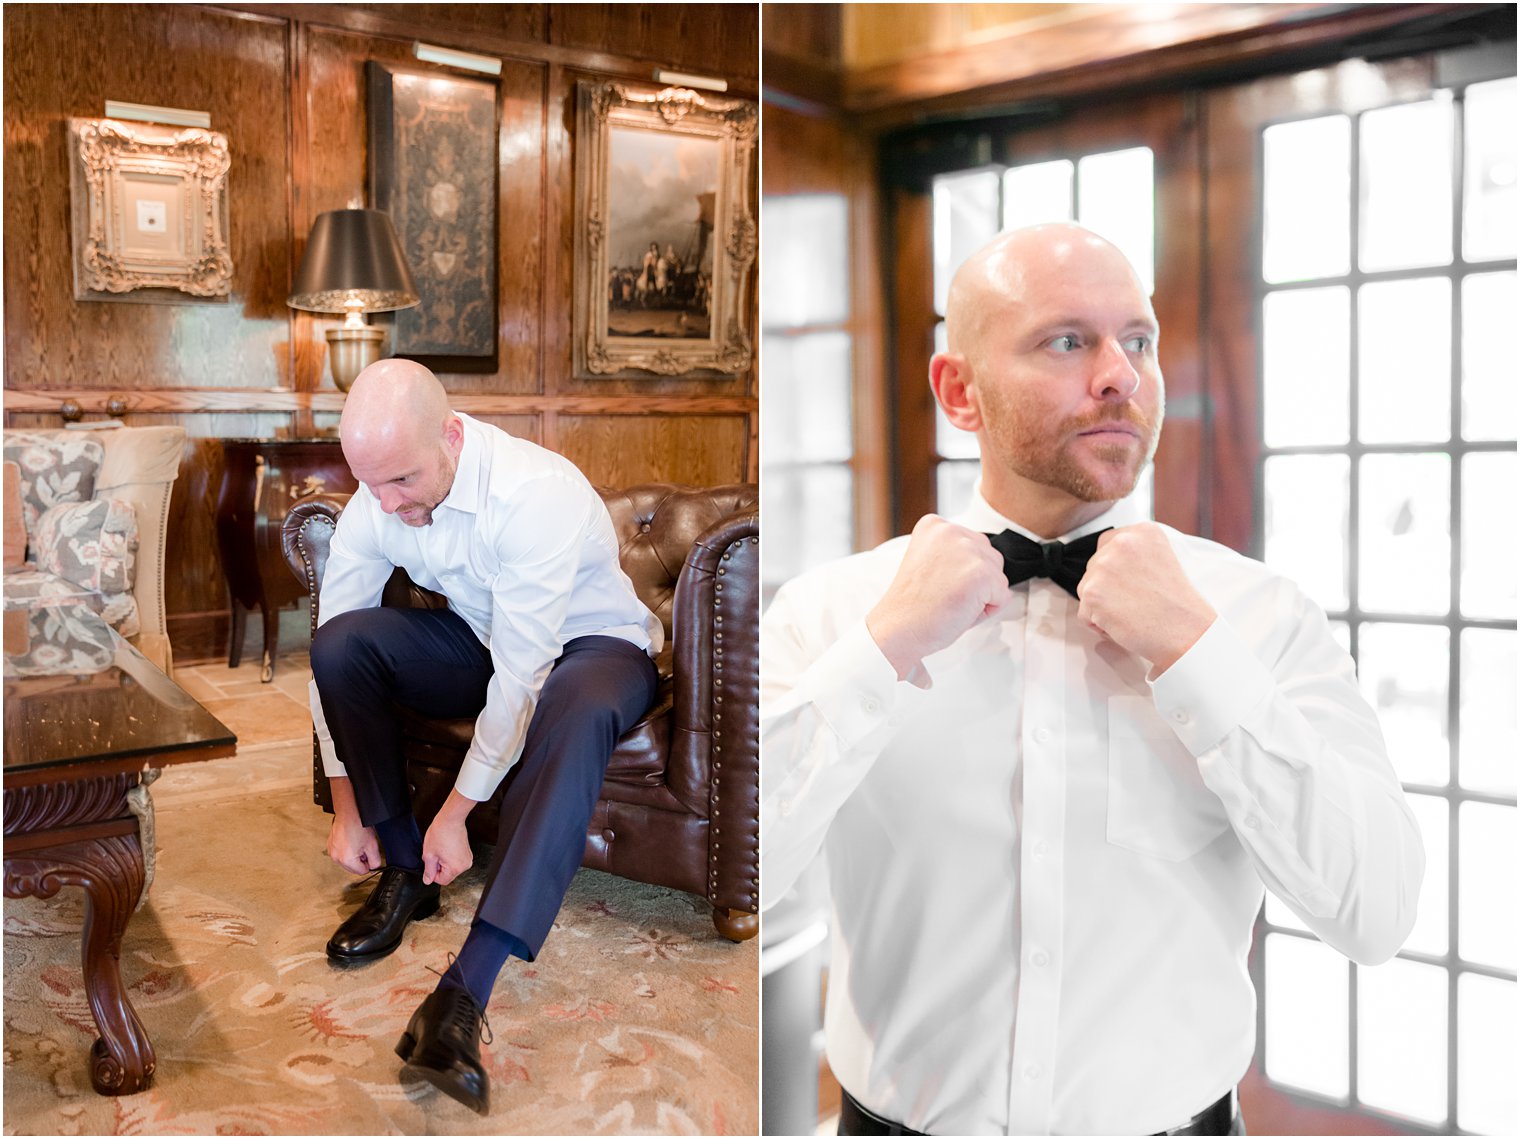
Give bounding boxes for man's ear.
[442,413,465,456]
[930,353,982,432]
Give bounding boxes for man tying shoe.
[309,358,661,1113]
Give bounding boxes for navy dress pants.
[310,605,658,958]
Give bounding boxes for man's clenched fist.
[867,515,1012,683]
[1076,523,1216,676]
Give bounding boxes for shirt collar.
[434,412,483,516]
[951,476,1148,542]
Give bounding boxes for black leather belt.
[837,1086,1240,1136]
[1161,1088,1239,1136]
[837,1091,923,1137]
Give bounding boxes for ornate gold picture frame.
[68,118,233,302]
[574,83,756,378]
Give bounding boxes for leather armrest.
[667,508,759,914]
[281,493,352,626]
[282,493,351,816]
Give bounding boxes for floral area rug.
[3,757,758,1135]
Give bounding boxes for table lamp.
[287,209,420,391]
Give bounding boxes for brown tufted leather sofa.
[281,483,759,941]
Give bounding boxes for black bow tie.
[985,528,1111,599]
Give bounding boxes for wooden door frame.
[1209,46,1515,1137]
[1198,52,1464,554]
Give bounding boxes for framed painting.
[574,82,757,378]
[367,61,499,366]
[68,118,233,303]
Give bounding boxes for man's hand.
[1076,523,1216,676]
[422,817,473,886]
[325,776,381,873]
[866,514,1012,682]
[422,788,481,886]
[327,814,382,874]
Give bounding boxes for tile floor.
[174,650,314,746]
[155,652,316,805]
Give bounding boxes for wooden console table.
[3,604,236,1095]
[215,438,356,682]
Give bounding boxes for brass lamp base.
[326,326,386,392]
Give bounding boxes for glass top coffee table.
[3,603,237,1095]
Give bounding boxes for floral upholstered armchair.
[2,425,185,675]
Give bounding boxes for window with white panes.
[760,194,854,603]
[929,149,1156,516]
[1256,77,1517,1135]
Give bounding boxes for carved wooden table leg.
[5,833,155,1094]
[4,770,157,1096]
[259,598,279,683]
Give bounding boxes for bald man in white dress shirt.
[760,224,1423,1136]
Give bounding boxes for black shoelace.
[426,954,493,1045]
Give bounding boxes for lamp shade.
[287,208,419,313]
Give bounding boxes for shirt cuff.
[1149,617,1274,755]
[318,735,346,779]
[454,749,514,803]
[806,620,903,751]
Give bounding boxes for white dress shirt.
[761,489,1423,1136]
[309,413,662,802]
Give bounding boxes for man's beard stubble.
[983,391,1164,504]
[399,448,459,527]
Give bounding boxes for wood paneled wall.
[3,3,758,655]
[761,100,890,550]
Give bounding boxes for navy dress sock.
[438,919,528,1010]
[375,812,423,873]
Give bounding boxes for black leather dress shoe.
[326,866,440,963]
[395,985,491,1114]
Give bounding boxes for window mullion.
[1443,85,1469,1138]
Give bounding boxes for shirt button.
[1030,950,1049,967]
[1038,620,1054,637]
[1244,815,1261,830]
[1024,1064,1043,1081]
[1172,709,1191,724]
[1034,728,1052,744]
[863,696,881,713]
[1031,840,1047,862]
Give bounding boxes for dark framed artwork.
[367,61,498,365]
[574,82,757,378]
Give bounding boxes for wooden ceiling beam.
[763,3,1506,130]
